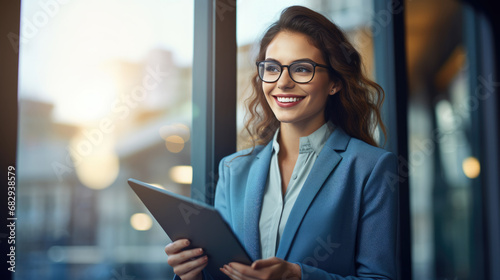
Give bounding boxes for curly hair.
[244,5,386,148]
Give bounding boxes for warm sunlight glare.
[70,131,119,190]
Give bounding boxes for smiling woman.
[165,5,398,280]
[245,8,385,148]
[259,31,338,136]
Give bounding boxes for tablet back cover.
[128,178,252,279]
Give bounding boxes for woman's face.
[263,31,337,132]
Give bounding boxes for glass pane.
[406,0,483,279]
[236,0,374,149]
[16,1,194,279]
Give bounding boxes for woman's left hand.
[220,257,301,280]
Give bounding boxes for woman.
[165,6,398,280]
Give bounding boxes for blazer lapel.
[276,128,350,259]
[243,142,273,261]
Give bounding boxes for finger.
[165,239,190,255]
[221,264,245,280]
[251,257,282,269]
[226,263,261,280]
[229,262,261,275]
[167,248,204,267]
[181,265,208,280]
[176,255,208,279]
[220,266,235,279]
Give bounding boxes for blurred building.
[16,49,192,280]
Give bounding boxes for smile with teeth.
[276,96,305,103]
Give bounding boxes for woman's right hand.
[165,239,208,280]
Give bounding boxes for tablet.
[127,178,253,279]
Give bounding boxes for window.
[16,1,194,279]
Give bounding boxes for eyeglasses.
[256,60,330,84]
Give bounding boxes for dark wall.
[0,1,20,279]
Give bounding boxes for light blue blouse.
[258,122,335,259]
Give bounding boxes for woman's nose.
[276,67,295,89]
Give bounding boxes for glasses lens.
[259,61,281,82]
[290,62,315,83]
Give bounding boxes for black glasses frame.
[256,60,331,84]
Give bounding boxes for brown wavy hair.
[244,5,386,148]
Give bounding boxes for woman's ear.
[328,77,341,95]
[329,84,341,95]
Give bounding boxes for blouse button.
[292,174,298,180]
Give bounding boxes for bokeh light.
[462,157,480,179]
[165,135,184,153]
[130,213,153,231]
[70,131,119,190]
[160,123,190,153]
[169,165,193,184]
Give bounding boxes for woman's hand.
[220,257,301,280]
[165,239,208,280]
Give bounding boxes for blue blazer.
[210,128,398,279]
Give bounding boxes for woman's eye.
[293,65,313,73]
[265,65,280,72]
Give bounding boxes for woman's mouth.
[274,96,305,107]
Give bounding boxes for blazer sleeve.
[296,152,399,280]
[214,156,231,223]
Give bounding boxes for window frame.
[191,0,237,205]
[372,1,411,279]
